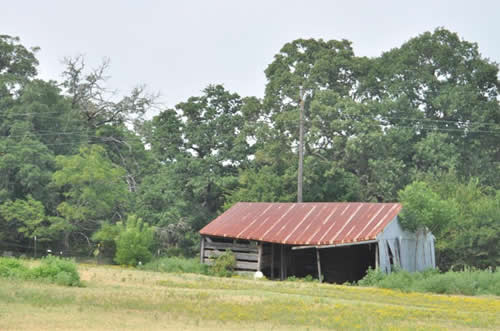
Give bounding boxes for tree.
[0,135,55,203]
[0,34,39,98]
[61,56,157,130]
[264,39,361,200]
[93,215,154,266]
[398,174,500,270]
[94,125,156,193]
[373,28,500,186]
[113,215,154,266]
[143,85,254,230]
[0,79,85,156]
[420,173,500,269]
[398,180,460,270]
[398,181,458,236]
[52,145,129,251]
[0,195,63,242]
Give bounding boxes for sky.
[2,1,500,116]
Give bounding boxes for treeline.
[0,29,498,270]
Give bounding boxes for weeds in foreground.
[358,267,500,296]
[140,251,237,277]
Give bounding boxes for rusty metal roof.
[199,202,402,246]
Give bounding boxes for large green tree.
[0,35,38,98]
[142,85,254,228]
[399,173,499,269]
[52,145,129,252]
[373,28,500,186]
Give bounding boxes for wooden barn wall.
[201,236,260,271]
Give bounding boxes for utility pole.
[297,87,305,203]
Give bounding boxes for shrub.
[357,267,385,286]
[211,250,236,277]
[114,215,155,266]
[0,256,81,287]
[357,267,500,296]
[141,256,211,275]
[0,258,29,278]
[29,256,81,286]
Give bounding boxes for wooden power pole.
[297,87,305,203]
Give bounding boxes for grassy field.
[0,264,499,330]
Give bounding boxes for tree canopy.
[0,28,498,269]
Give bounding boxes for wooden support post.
[280,245,284,281]
[257,242,263,272]
[271,244,275,279]
[375,243,379,270]
[283,245,287,280]
[200,236,205,264]
[316,248,322,283]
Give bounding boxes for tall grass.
[1,263,499,330]
[140,252,237,277]
[358,267,500,296]
[140,256,211,275]
[0,256,81,286]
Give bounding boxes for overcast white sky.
[2,1,500,115]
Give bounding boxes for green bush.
[211,250,236,277]
[29,256,81,286]
[114,215,155,266]
[357,267,500,296]
[0,256,81,287]
[141,256,211,275]
[357,267,385,286]
[0,258,29,278]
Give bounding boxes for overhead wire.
[0,108,499,153]
[2,109,499,127]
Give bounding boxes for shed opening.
[287,243,377,283]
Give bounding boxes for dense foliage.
[0,28,498,270]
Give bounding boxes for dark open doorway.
[287,243,376,283]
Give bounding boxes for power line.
[312,113,500,129]
[3,109,500,128]
[274,119,500,135]
[3,115,500,135]
[0,136,147,153]
[0,141,87,152]
[388,125,500,135]
[0,111,63,117]
[0,125,498,153]
[275,114,500,134]
[4,131,90,138]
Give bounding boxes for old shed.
[199,202,435,283]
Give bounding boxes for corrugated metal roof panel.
[199,202,402,246]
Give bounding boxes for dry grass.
[0,263,498,330]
